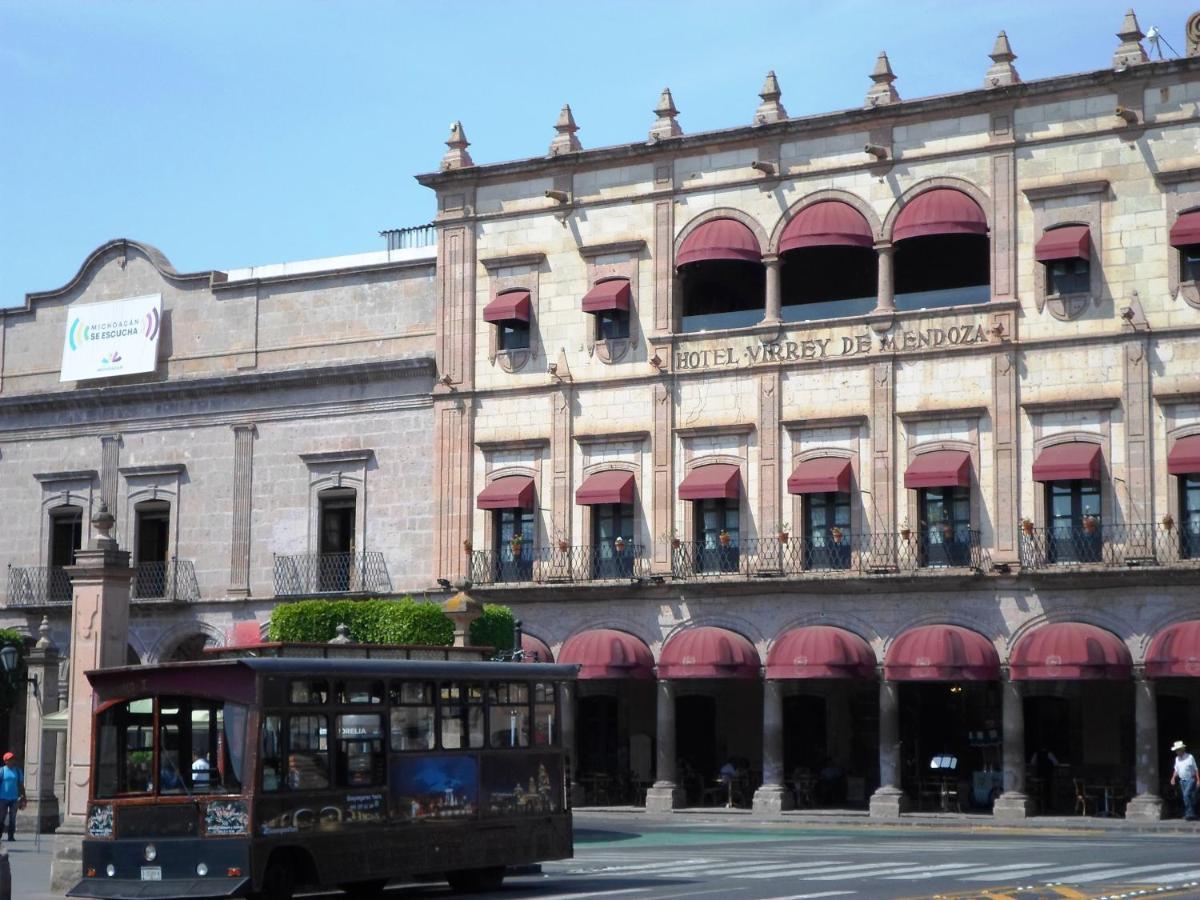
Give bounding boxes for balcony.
[1019,523,1200,571]
[273,551,392,597]
[7,559,201,607]
[470,543,648,586]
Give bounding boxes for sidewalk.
[6,832,59,900]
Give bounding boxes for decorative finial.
[91,501,116,549]
[441,120,474,171]
[549,104,582,156]
[865,51,900,107]
[36,615,55,651]
[985,31,1021,88]
[649,87,682,141]
[1113,8,1148,68]
[328,623,353,644]
[754,71,788,125]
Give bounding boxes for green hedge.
[469,604,516,652]
[0,629,27,713]
[268,598,453,645]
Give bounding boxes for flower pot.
[614,538,626,552]
[718,532,731,547]
[831,527,844,545]
[1162,515,1175,532]
[557,540,570,553]
[777,532,789,544]
[462,539,473,554]
[900,528,911,541]
[671,538,681,550]
[1021,520,1034,537]
[1082,517,1098,535]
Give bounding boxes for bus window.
[287,715,330,789]
[389,682,435,751]
[336,714,385,787]
[95,698,154,797]
[533,682,557,746]
[488,683,530,748]
[158,697,246,795]
[261,715,284,792]
[290,680,329,704]
[337,680,384,704]
[439,683,484,750]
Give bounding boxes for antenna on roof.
[1145,25,1178,59]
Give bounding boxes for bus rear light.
[105,864,116,877]
[227,867,242,877]
[86,867,96,877]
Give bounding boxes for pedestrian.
[1170,740,1199,821]
[0,752,27,841]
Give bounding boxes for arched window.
[893,189,989,310]
[677,218,764,331]
[779,202,876,322]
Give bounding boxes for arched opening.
[127,645,142,666]
[893,188,990,311]
[779,201,877,322]
[164,633,216,662]
[676,218,764,332]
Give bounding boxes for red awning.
[779,201,874,253]
[1011,622,1131,680]
[476,475,535,510]
[893,188,989,243]
[576,470,636,506]
[228,621,263,647]
[678,464,741,501]
[884,624,999,681]
[766,626,875,679]
[482,289,531,323]
[581,278,631,313]
[676,218,762,267]
[1146,620,1200,678]
[1170,210,1200,249]
[658,626,760,679]
[519,633,553,664]
[787,457,852,494]
[1168,435,1200,475]
[557,629,654,679]
[904,450,971,489]
[1035,225,1091,262]
[1031,442,1102,482]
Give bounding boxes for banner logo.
[60,294,163,382]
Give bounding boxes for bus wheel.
[256,858,296,900]
[447,866,505,893]
[340,878,388,898]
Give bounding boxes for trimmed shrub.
[469,604,516,652]
[269,598,453,646]
[0,629,27,713]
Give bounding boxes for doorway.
[134,500,171,598]
[47,505,83,602]
[318,488,356,591]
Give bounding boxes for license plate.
[140,867,162,881]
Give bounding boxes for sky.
[0,0,1194,306]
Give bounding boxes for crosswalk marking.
[754,893,857,900]
[955,862,1116,882]
[1140,869,1200,883]
[583,859,714,874]
[738,861,923,880]
[648,860,846,878]
[807,862,981,881]
[1046,862,1200,884]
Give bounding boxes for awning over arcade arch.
[766,626,875,680]
[884,624,999,681]
[658,626,760,679]
[557,629,654,680]
[779,201,874,253]
[1147,620,1200,678]
[892,189,988,243]
[520,633,553,664]
[676,218,762,267]
[1010,622,1131,680]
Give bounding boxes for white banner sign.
[60,294,162,382]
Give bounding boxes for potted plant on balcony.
[775,522,790,544]
[1021,518,1034,537]
[941,521,955,541]
[1162,513,1175,532]
[614,536,626,553]
[661,529,681,551]
[509,533,524,556]
[553,530,570,553]
[830,525,844,544]
[718,529,732,547]
[463,538,473,554]
[899,519,911,541]
[1082,514,1099,534]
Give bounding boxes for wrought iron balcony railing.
[273,551,393,596]
[7,559,202,606]
[7,565,73,607]
[469,543,649,586]
[1019,523,1200,570]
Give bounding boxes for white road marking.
[1128,868,1200,883]
[1048,862,1200,884]
[754,893,857,900]
[522,889,650,900]
[955,862,1118,882]
[738,861,918,880]
[579,859,714,874]
[649,860,844,878]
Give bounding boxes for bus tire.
[255,855,297,900]
[340,878,388,898]
[446,866,505,893]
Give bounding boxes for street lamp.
[0,644,36,694]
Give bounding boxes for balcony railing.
[470,544,649,586]
[1019,523,1200,570]
[8,559,201,606]
[7,565,72,607]
[273,551,393,596]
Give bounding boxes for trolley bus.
[68,656,576,899]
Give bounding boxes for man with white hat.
[1170,740,1199,821]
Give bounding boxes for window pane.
[336,714,385,787]
[289,680,328,704]
[390,706,436,751]
[439,683,484,749]
[261,715,283,792]
[533,683,557,746]
[94,698,155,798]
[390,681,434,705]
[337,680,384,705]
[287,715,330,789]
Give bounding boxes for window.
[95,698,154,797]
[439,683,484,749]
[920,486,971,567]
[287,715,330,789]
[318,488,356,591]
[389,682,435,751]
[679,261,765,331]
[592,503,635,578]
[1045,480,1102,563]
[337,680,384,705]
[694,497,739,572]
[894,235,990,310]
[488,682,530,748]
[157,696,245,795]
[289,679,329,704]
[133,500,171,598]
[804,492,851,570]
[781,246,876,322]
[595,308,629,341]
[1182,474,1200,560]
[494,508,534,582]
[1182,245,1200,284]
[499,320,530,351]
[261,715,284,792]
[48,505,83,567]
[533,682,557,746]
[335,714,385,787]
[1046,257,1089,296]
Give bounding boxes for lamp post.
[0,645,35,694]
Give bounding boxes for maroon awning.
[1146,620,1200,678]
[520,633,553,664]
[1168,435,1200,475]
[557,628,654,679]
[1170,210,1200,248]
[676,218,762,267]
[766,626,875,680]
[904,450,971,489]
[678,464,740,501]
[476,475,535,510]
[658,626,760,679]
[227,621,263,647]
[884,624,999,681]
[787,457,852,494]
[1035,225,1091,262]
[779,201,874,253]
[576,470,636,506]
[482,289,531,323]
[581,278,631,313]
[1011,622,1131,680]
[893,189,988,243]
[1031,442,1102,482]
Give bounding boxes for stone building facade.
[422,11,1200,818]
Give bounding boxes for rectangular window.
[289,680,329,705]
[1182,245,1200,283]
[337,680,384,705]
[596,309,630,341]
[592,503,636,578]
[439,683,485,750]
[488,682,530,748]
[335,714,385,787]
[1046,480,1102,563]
[533,682,557,746]
[287,715,330,789]
[920,486,971,567]
[494,508,534,583]
[95,698,155,797]
[261,715,284,792]
[803,492,851,570]
[694,497,739,573]
[1046,258,1089,296]
[1182,473,1200,560]
[389,681,436,751]
[499,321,530,351]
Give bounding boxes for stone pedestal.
[16,618,60,835]
[994,671,1032,820]
[442,588,483,647]
[753,679,794,814]
[645,680,683,812]
[869,678,908,818]
[1127,670,1163,821]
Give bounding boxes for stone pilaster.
[993,670,1032,819]
[551,386,573,548]
[652,382,674,574]
[869,677,907,817]
[992,350,1019,562]
[228,424,256,596]
[17,618,60,834]
[645,680,684,811]
[759,371,781,558]
[1127,667,1163,821]
[99,434,120,538]
[753,679,794,814]
[1124,338,1153,525]
[653,200,674,336]
[991,151,1017,301]
[870,361,895,538]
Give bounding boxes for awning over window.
[1035,225,1091,262]
[779,201,874,253]
[576,470,636,506]
[1168,434,1200,475]
[658,626,760,679]
[766,626,875,680]
[1031,442,1102,482]
[1146,620,1200,678]
[520,633,553,664]
[1010,622,1131,680]
[581,278,631,313]
[892,188,988,243]
[904,450,971,489]
[787,457,852,494]
[482,289,531,324]
[1170,210,1200,248]
[884,624,999,681]
[476,475,535,510]
[676,218,762,267]
[557,628,654,679]
[678,464,741,501]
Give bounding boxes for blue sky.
[0,1,1192,305]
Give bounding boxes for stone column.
[753,678,794,814]
[560,681,583,807]
[17,618,60,835]
[1126,668,1163,821]
[645,679,684,811]
[869,676,907,817]
[762,255,782,325]
[993,670,1032,820]
[50,504,134,895]
[873,244,895,313]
